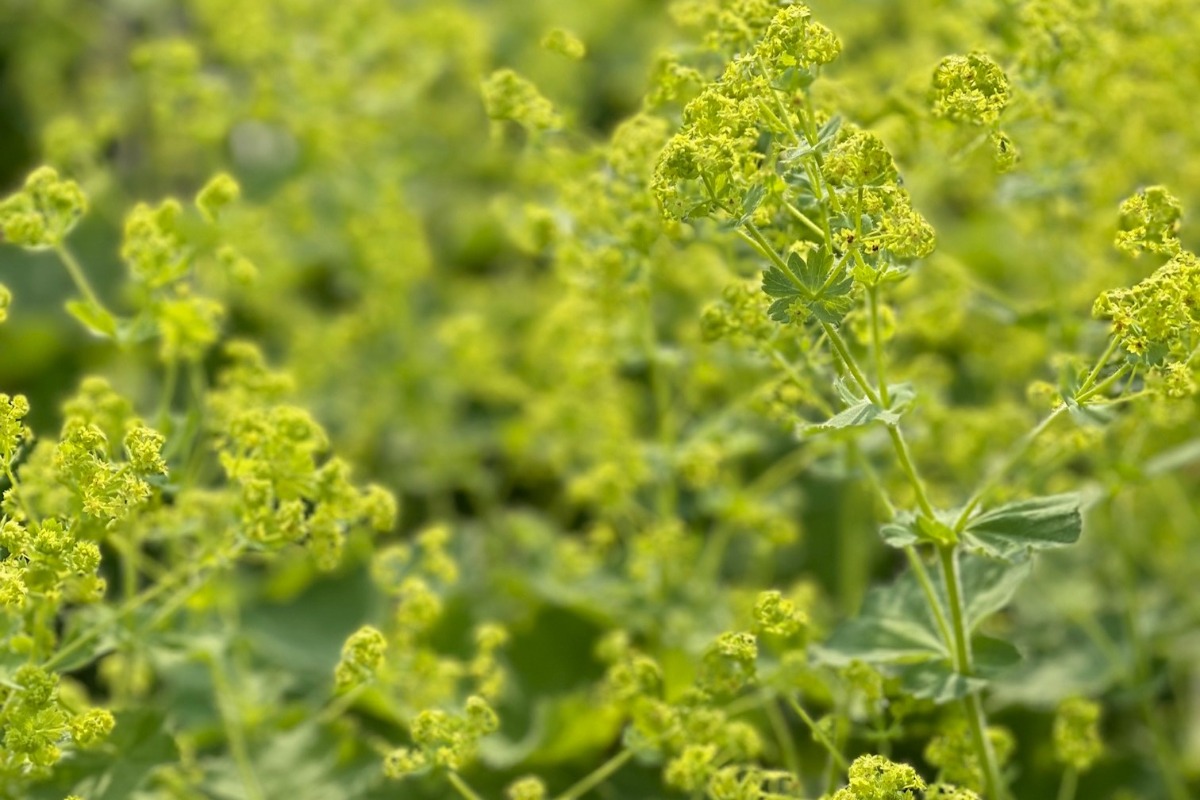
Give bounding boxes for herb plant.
[0,1,1198,799]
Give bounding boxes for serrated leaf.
[803,383,915,434]
[65,299,117,338]
[817,567,948,666]
[962,494,1082,560]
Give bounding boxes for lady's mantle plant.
[0,0,1198,799]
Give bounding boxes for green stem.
[53,243,106,312]
[1075,363,1131,403]
[763,693,801,777]
[953,404,1066,531]
[554,748,634,800]
[821,322,880,405]
[786,694,849,771]
[784,201,826,239]
[939,546,974,674]
[1076,337,1119,396]
[741,223,794,277]
[887,426,936,519]
[939,545,1004,800]
[867,286,889,406]
[447,771,486,800]
[1056,767,1078,800]
[905,546,954,655]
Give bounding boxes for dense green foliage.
[1,1,1199,798]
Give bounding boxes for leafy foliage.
[0,1,1198,799]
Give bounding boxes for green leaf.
[65,298,117,338]
[817,566,948,666]
[892,636,1019,702]
[761,245,855,325]
[961,555,1033,629]
[961,494,1082,560]
[803,384,914,434]
[736,184,766,225]
[894,661,985,703]
[879,518,920,547]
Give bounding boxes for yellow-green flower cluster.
[0,167,87,250]
[333,625,387,692]
[924,719,1014,794]
[1,394,31,465]
[699,631,758,696]
[195,172,241,223]
[481,69,562,133]
[756,4,842,69]
[540,28,586,60]
[52,419,166,524]
[824,129,899,188]
[930,52,1017,170]
[1052,697,1103,772]
[210,351,396,567]
[1114,185,1183,257]
[383,695,500,778]
[0,666,114,772]
[1093,250,1200,360]
[506,776,547,800]
[831,755,925,800]
[930,52,1011,127]
[752,589,807,637]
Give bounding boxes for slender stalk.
[867,287,889,406]
[785,695,849,771]
[905,547,954,655]
[939,546,974,673]
[447,771,486,800]
[1076,337,1119,396]
[939,545,1003,800]
[762,694,801,777]
[742,223,794,277]
[784,201,826,239]
[53,243,106,312]
[1075,363,1131,403]
[1056,767,1078,800]
[886,426,936,519]
[954,404,1066,531]
[821,322,880,405]
[554,748,634,800]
